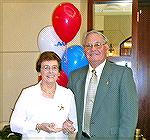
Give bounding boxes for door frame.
[87,0,138,79]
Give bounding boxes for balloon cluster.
[37,2,89,87]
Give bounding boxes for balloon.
[61,45,89,77]
[52,2,81,43]
[37,25,66,59]
[57,70,68,87]
[38,70,68,88]
[38,75,42,82]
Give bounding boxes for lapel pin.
[106,81,109,85]
[58,104,64,111]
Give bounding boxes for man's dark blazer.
[68,60,138,140]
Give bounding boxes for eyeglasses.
[41,65,59,72]
[84,42,106,49]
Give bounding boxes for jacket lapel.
[75,66,89,96]
[75,66,89,121]
[92,61,113,117]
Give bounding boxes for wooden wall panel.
[137,3,150,139]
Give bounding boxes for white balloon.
[37,25,66,59]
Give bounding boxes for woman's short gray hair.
[82,30,108,45]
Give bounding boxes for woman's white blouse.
[10,82,78,140]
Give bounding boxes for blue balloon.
[61,45,89,77]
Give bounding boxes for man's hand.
[62,119,76,135]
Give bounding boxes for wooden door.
[137,1,150,139]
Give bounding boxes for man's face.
[84,33,109,67]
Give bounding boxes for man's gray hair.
[82,30,108,45]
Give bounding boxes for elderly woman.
[10,51,77,140]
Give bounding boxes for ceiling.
[95,3,132,15]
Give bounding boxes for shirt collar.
[88,59,106,76]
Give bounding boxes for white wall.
[104,15,132,55]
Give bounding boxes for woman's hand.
[36,123,62,133]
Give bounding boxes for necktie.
[84,69,98,136]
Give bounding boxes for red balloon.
[56,70,68,87]
[38,70,68,88]
[52,2,81,43]
[38,75,42,82]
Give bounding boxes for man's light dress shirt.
[82,60,106,132]
[10,82,78,140]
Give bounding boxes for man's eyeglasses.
[84,42,106,49]
[41,65,59,72]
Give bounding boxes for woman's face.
[40,60,60,85]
